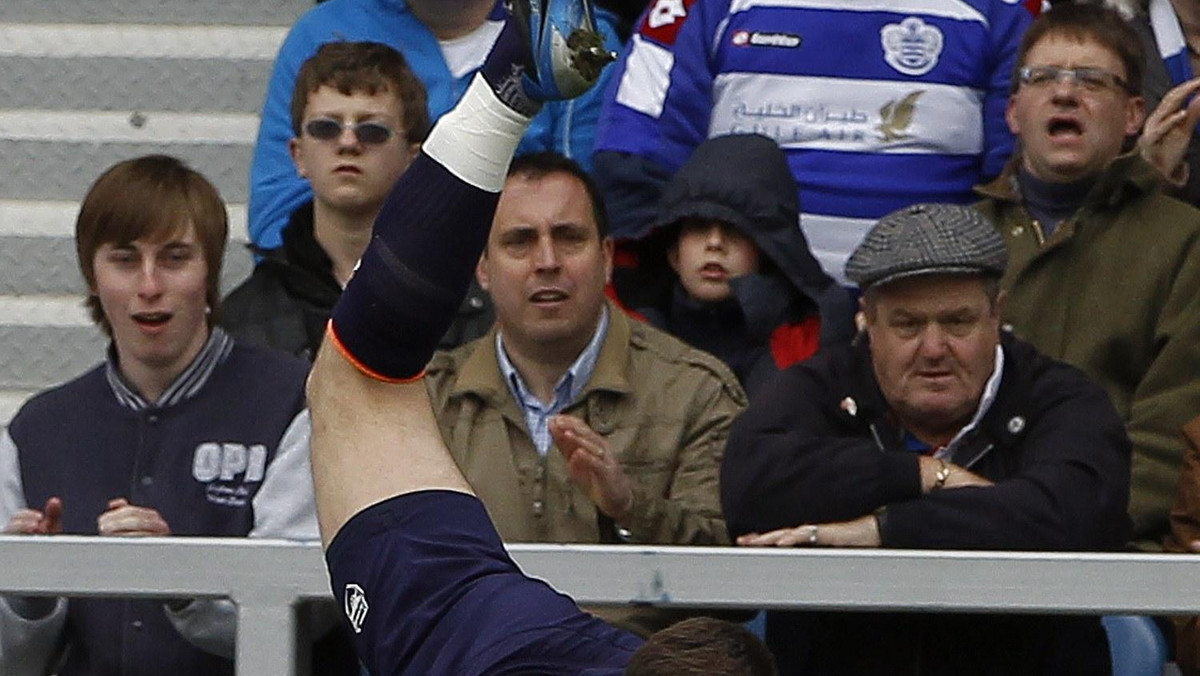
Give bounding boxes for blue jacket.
[593,0,1030,282]
[248,0,622,250]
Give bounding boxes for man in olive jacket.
[423,152,746,636]
[1166,415,1200,676]
[975,3,1200,548]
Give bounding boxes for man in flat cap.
[720,203,1131,675]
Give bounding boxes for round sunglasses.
[303,118,396,145]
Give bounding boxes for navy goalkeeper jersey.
[326,490,643,675]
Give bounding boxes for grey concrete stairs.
[0,1,313,426]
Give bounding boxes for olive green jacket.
[425,304,746,633]
[426,303,744,545]
[1167,416,1200,676]
[975,154,1200,548]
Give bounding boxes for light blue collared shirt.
[497,307,610,456]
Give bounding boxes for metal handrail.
[1,536,1197,675]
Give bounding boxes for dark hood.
[645,134,853,346]
[256,201,343,310]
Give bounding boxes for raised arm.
[307,0,615,546]
[303,6,645,673]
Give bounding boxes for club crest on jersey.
[345,583,369,634]
[881,17,943,76]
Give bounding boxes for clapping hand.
[549,414,634,525]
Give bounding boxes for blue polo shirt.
[326,490,642,675]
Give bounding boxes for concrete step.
[0,237,255,296]
[0,139,253,203]
[4,57,274,113]
[0,23,287,60]
[0,390,35,429]
[0,108,258,202]
[0,201,254,295]
[0,296,104,391]
[0,2,311,26]
[1,23,285,113]
[0,200,250,239]
[0,293,98,327]
[0,109,259,145]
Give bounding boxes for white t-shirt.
[439,18,504,79]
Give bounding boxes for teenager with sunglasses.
[226,42,495,361]
[248,0,622,255]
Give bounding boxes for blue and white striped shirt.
[496,308,610,456]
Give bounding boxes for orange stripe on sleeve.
[325,321,426,385]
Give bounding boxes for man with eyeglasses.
[976,2,1200,551]
[226,42,495,360]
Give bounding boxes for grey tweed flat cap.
[845,203,1008,289]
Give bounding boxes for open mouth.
[700,263,728,280]
[132,312,171,328]
[529,289,568,304]
[1047,116,1083,138]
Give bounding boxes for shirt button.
[1010,225,1024,237]
[132,620,143,630]
[140,476,153,487]
[532,500,544,516]
[147,415,159,424]
[469,296,484,309]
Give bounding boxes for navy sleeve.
[325,490,641,676]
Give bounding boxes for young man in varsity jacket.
[0,156,318,676]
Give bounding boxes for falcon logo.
[878,90,925,142]
[640,0,697,45]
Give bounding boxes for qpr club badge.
[880,17,944,76]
